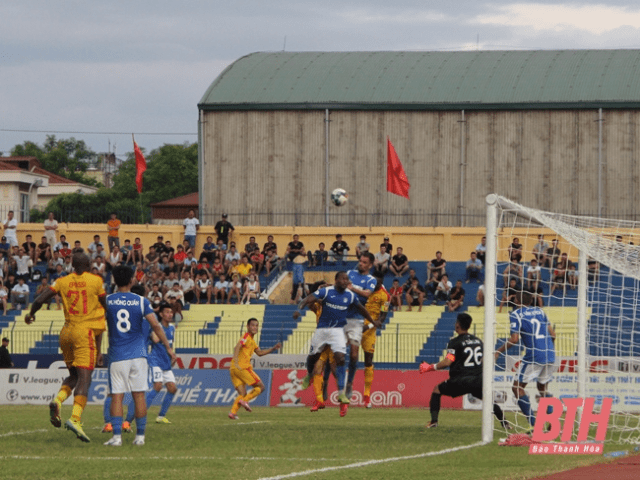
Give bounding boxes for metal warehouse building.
[198,50,640,227]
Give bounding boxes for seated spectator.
[227,259,240,280]
[179,239,190,257]
[434,274,452,305]
[262,235,277,256]
[224,245,241,269]
[508,237,523,263]
[0,236,10,260]
[195,270,213,304]
[403,269,419,291]
[499,278,519,313]
[227,274,242,305]
[355,235,370,259]
[147,283,163,311]
[62,256,73,274]
[502,260,523,288]
[405,277,425,312]
[250,248,264,276]
[184,250,197,275]
[526,258,541,290]
[447,280,465,312]
[120,239,133,264]
[214,239,227,263]
[236,255,253,279]
[545,239,561,268]
[0,281,7,315]
[72,240,84,254]
[566,263,578,289]
[381,237,393,255]
[213,274,229,304]
[108,246,123,271]
[162,271,178,295]
[201,236,217,263]
[264,249,280,276]
[389,247,409,277]
[179,271,195,304]
[22,234,37,263]
[308,243,328,267]
[428,251,447,280]
[11,277,29,310]
[476,284,484,307]
[87,235,104,258]
[241,273,261,305]
[328,234,350,263]
[475,236,487,264]
[164,282,184,318]
[134,263,146,287]
[244,236,259,257]
[211,257,225,279]
[550,253,571,296]
[286,234,305,262]
[532,234,549,266]
[36,236,51,263]
[92,256,106,278]
[92,244,106,261]
[465,251,483,283]
[47,250,64,277]
[13,248,32,282]
[373,244,391,275]
[58,242,72,260]
[389,278,403,311]
[131,237,144,264]
[524,281,544,308]
[145,246,160,267]
[173,245,187,271]
[587,257,599,283]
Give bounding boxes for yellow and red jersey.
[364,286,390,325]
[234,332,258,369]
[50,272,106,330]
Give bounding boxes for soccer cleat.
[363,395,372,409]
[501,420,513,431]
[426,421,438,428]
[238,399,252,412]
[310,401,325,412]
[122,421,132,433]
[228,412,239,420]
[156,416,172,424]
[339,403,348,417]
[49,400,62,428]
[337,393,351,405]
[65,419,91,443]
[101,423,113,433]
[301,375,311,389]
[345,382,353,399]
[103,436,122,446]
[133,436,145,446]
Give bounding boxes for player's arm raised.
[348,283,372,299]
[255,342,281,357]
[146,313,177,365]
[24,288,58,324]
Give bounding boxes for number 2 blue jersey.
[106,292,154,363]
[509,306,556,364]
[347,269,376,318]
[314,286,358,328]
[148,323,175,371]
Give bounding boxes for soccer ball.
[331,188,348,206]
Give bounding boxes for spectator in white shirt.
[179,271,195,304]
[3,211,18,247]
[87,235,104,257]
[183,209,200,251]
[373,244,391,275]
[434,274,452,305]
[13,248,32,281]
[11,277,30,309]
[213,274,229,304]
[475,236,487,265]
[465,251,484,283]
[43,212,58,246]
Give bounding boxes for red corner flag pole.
[387,137,410,199]
[132,134,147,194]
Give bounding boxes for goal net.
[482,194,640,444]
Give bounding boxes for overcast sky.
[2,1,640,157]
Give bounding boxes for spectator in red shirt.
[389,278,403,311]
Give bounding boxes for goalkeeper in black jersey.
[419,313,509,429]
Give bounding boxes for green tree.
[11,135,100,186]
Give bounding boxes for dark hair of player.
[112,265,134,287]
[247,317,259,327]
[334,271,348,281]
[456,313,472,331]
[158,302,173,314]
[361,252,375,264]
[131,284,145,296]
[518,291,533,307]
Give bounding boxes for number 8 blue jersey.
[106,292,154,363]
[509,306,556,364]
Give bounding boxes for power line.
[0,128,197,136]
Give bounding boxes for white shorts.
[108,358,149,394]
[309,328,346,355]
[516,361,556,385]
[344,318,364,346]
[151,366,176,385]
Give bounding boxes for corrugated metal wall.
[200,109,640,226]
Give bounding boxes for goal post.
[483,194,640,444]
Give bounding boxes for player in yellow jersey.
[360,273,390,408]
[228,318,281,419]
[25,253,107,443]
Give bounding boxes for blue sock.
[103,396,112,424]
[112,416,123,435]
[336,364,346,391]
[159,392,174,417]
[136,415,147,435]
[146,389,159,409]
[517,395,535,427]
[347,356,357,385]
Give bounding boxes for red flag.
[387,137,410,199]
[133,137,146,194]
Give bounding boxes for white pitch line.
[257,441,487,480]
[0,455,355,462]
[221,421,272,426]
[0,429,48,438]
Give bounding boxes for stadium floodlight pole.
[482,193,498,443]
[577,250,588,400]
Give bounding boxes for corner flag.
[133,135,147,194]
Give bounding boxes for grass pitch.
[1,406,614,480]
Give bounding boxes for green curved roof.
[199,50,640,110]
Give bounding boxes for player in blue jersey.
[103,266,175,446]
[344,252,377,397]
[298,271,377,417]
[495,291,556,429]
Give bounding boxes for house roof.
[0,156,89,185]
[150,192,198,207]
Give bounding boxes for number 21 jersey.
[51,272,106,330]
[106,292,154,362]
